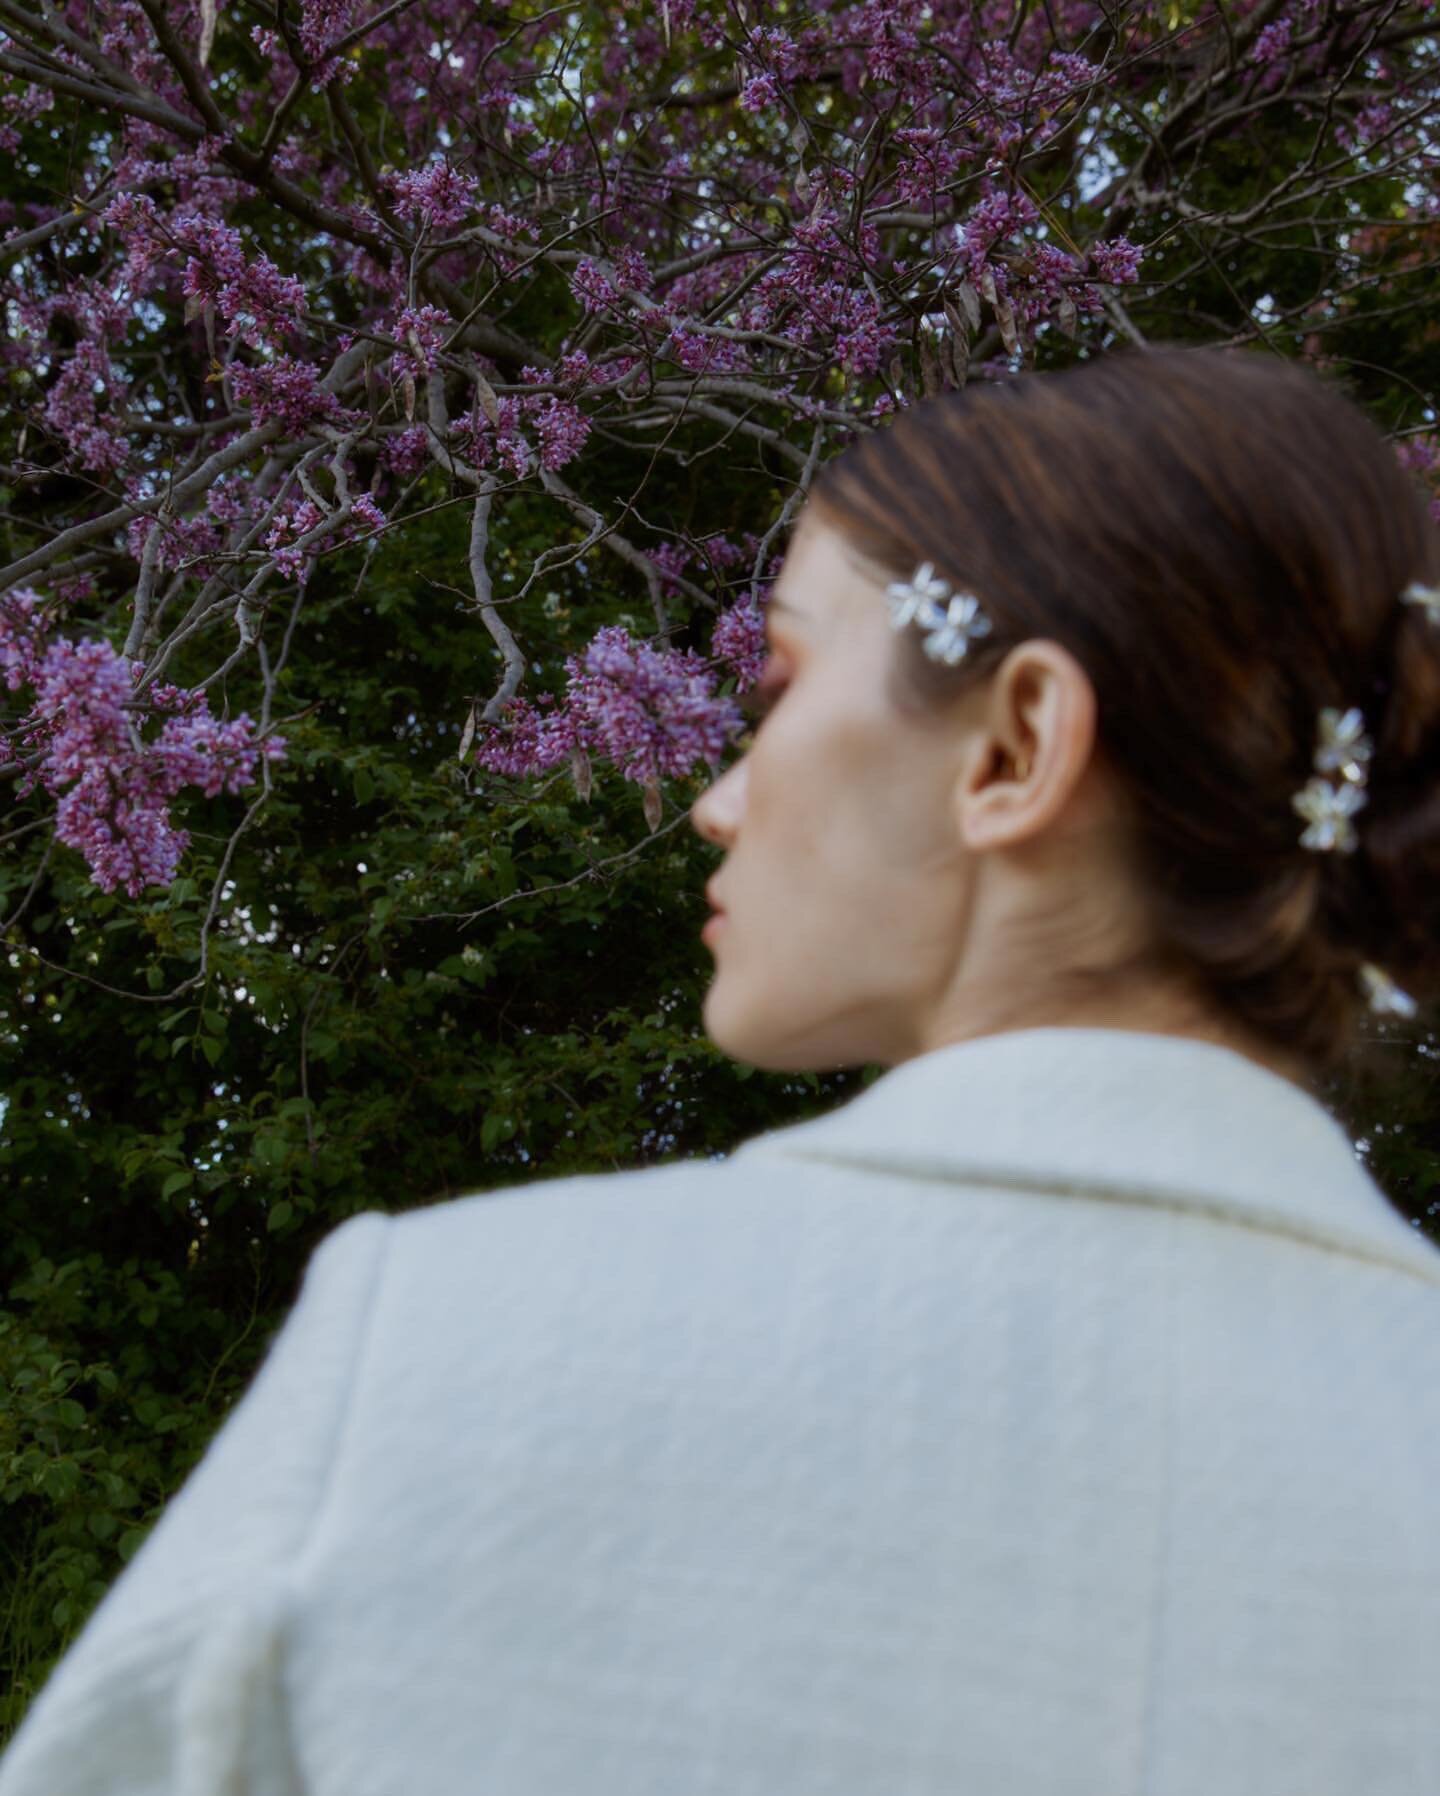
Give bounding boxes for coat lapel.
[730,1026,1440,1285]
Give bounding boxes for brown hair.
[809,345,1440,1078]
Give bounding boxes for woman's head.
[689,346,1440,1084]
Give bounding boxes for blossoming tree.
[5,0,1434,901]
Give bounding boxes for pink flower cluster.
[391,304,451,376]
[709,593,767,689]
[263,498,327,580]
[529,398,592,471]
[569,257,622,314]
[1089,237,1143,285]
[471,620,752,787]
[744,212,895,376]
[105,196,305,351]
[41,335,129,474]
[665,323,749,375]
[262,488,386,581]
[451,388,591,476]
[383,426,431,477]
[297,0,359,86]
[0,590,286,896]
[229,356,354,431]
[392,163,479,232]
[1251,17,1294,67]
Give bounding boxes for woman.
[4,345,1440,1795]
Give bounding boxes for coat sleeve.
[0,1208,391,1796]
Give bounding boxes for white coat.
[3,1024,1440,1795]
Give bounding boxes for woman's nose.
[689,759,745,847]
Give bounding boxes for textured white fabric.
[4,1024,1440,1795]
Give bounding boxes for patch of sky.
[1074,113,1125,205]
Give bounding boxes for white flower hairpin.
[1359,962,1419,1018]
[1401,580,1440,623]
[1290,701,1420,1020]
[884,561,994,665]
[1292,706,1373,854]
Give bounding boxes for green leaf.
[118,1528,151,1564]
[253,1133,288,1170]
[161,1169,194,1198]
[480,1112,515,1152]
[267,1199,293,1233]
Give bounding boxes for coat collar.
[730,1026,1440,1285]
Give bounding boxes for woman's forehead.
[774,514,896,624]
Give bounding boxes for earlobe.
[955,755,1042,852]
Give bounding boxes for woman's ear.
[953,640,1098,853]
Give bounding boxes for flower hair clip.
[1401,579,1440,623]
[1291,706,1373,854]
[884,561,994,666]
[1290,702,1419,1018]
[1359,962,1418,1019]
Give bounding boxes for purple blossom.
[472,625,745,787]
[452,393,532,478]
[710,595,767,690]
[471,696,576,776]
[230,356,350,430]
[564,625,743,784]
[740,74,780,112]
[648,542,692,596]
[126,507,226,575]
[666,324,749,374]
[392,163,478,232]
[106,197,306,350]
[294,0,359,86]
[1251,17,1294,67]
[569,257,621,313]
[890,126,966,205]
[961,187,1040,279]
[42,336,128,473]
[391,303,451,376]
[0,595,284,896]
[1089,235,1143,285]
[10,0,1405,878]
[263,497,327,580]
[525,397,591,470]
[383,426,431,477]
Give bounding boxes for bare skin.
[688,507,1314,1094]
